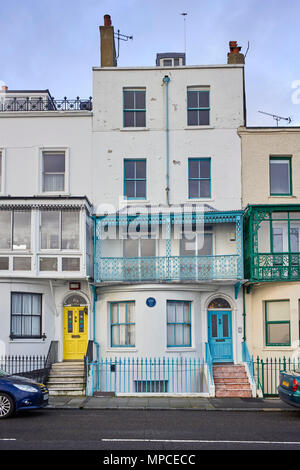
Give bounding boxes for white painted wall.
[92,65,244,212]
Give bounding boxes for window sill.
[187,198,214,203]
[165,347,196,352]
[268,195,295,198]
[120,127,149,132]
[262,346,292,350]
[106,348,137,352]
[35,192,71,197]
[185,125,214,130]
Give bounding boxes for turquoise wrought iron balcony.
[94,207,244,283]
[95,254,242,282]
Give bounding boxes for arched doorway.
[207,297,233,363]
[63,294,89,361]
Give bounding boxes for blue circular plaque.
[146,297,156,307]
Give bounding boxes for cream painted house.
[239,127,300,394]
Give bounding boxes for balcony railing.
[252,253,300,281]
[0,96,92,112]
[95,254,242,282]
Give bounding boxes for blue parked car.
[278,370,300,408]
[0,369,49,418]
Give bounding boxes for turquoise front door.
[208,310,233,363]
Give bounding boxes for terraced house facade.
[0,15,269,397]
[239,127,300,394]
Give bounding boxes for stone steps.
[213,364,252,398]
[47,361,86,396]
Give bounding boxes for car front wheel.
[0,393,15,419]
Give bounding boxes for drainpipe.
[90,284,100,390]
[242,284,246,342]
[163,75,171,205]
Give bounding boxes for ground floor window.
[10,292,42,338]
[167,300,191,347]
[110,301,135,347]
[265,300,290,346]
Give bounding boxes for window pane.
[198,91,209,108]
[126,302,135,323]
[199,160,210,178]
[175,302,184,322]
[184,302,191,322]
[290,225,300,252]
[40,257,58,271]
[187,110,198,126]
[41,211,60,249]
[13,211,31,250]
[223,314,229,337]
[270,159,290,194]
[124,239,139,257]
[140,239,155,257]
[0,257,9,270]
[266,301,290,321]
[197,233,212,255]
[11,293,22,314]
[124,111,134,127]
[189,180,199,198]
[187,91,198,108]
[123,91,134,109]
[174,325,184,345]
[167,301,176,322]
[211,314,218,337]
[180,235,196,255]
[135,180,146,198]
[13,257,31,271]
[135,91,145,109]
[257,220,271,253]
[61,257,80,271]
[124,160,135,179]
[62,211,80,250]
[125,180,135,198]
[189,160,199,178]
[0,211,11,249]
[111,304,118,324]
[43,152,65,172]
[267,323,290,345]
[272,222,288,252]
[127,324,135,345]
[135,160,146,178]
[167,325,175,345]
[43,174,65,192]
[198,109,210,125]
[199,180,211,198]
[135,111,146,127]
[111,325,119,345]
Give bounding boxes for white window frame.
[37,147,70,195]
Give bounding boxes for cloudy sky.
[1,0,299,126]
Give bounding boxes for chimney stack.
[100,14,117,67]
[227,41,245,64]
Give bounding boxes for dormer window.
[156,53,186,67]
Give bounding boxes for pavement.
[47,394,300,412]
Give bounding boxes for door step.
[213,364,253,398]
[47,361,86,396]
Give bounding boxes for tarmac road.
[1,408,300,452]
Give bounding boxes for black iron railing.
[0,340,58,384]
[0,96,92,112]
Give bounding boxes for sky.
[0,0,300,126]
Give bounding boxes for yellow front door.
[63,306,88,360]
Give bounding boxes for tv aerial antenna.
[258,110,292,126]
[114,29,133,59]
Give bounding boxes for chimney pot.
[227,41,244,64]
[1,85,8,91]
[104,14,112,26]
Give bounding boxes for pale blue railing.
[242,342,256,389]
[205,342,214,390]
[86,356,212,396]
[95,254,241,283]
